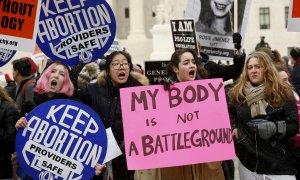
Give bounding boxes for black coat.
[204,53,245,81]
[291,63,300,95]
[228,100,299,175]
[16,93,70,180]
[78,71,149,180]
[0,99,20,179]
[5,81,16,99]
[21,93,70,114]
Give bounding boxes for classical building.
[1,0,300,74]
[108,0,300,66]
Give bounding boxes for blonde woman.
[228,51,298,180]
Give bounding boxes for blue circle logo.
[0,48,16,67]
[16,99,108,180]
[36,0,116,66]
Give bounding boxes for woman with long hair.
[0,86,20,179]
[228,51,298,180]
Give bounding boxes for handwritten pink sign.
[120,78,235,170]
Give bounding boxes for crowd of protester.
[1,33,300,180]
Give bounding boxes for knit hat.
[28,58,37,74]
[4,74,11,82]
[290,47,300,60]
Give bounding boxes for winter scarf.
[243,81,268,118]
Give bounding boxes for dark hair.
[290,47,300,60]
[105,51,133,73]
[12,57,32,77]
[166,49,200,75]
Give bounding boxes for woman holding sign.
[16,61,109,179]
[228,51,298,180]
[78,51,149,179]
[0,86,20,179]
[135,48,225,180]
[15,62,75,179]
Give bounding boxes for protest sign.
[144,60,170,84]
[120,79,235,170]
[16,99,109,180]
[0,0,42,52]
[0,48,16,67]
[36,0,116,66]
[170,19,198,52]
[287,0,300,32]
[185,0,251,60]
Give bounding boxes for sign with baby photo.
[120,78,235,170]
[36,0,116,66]
[185,0,252,60]
[16,99,121,180]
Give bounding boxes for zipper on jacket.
[254,132,259,172]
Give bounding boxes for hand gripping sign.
[36,0,116,66]
[16,99,108,180]
[0,48,16,67]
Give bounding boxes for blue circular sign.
[36,0,116,66]
[16,99,108,180]
[0,48,16,67]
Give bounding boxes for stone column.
[106,0,116,13]
[127,0,147,40]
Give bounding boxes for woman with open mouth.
[15,61,75,129]
[78,51,149,180]
[135,48,226,180]
[15,61,75,179]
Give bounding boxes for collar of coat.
[97,70,149,87]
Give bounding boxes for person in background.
[12,57,36,117]
[228,51,298,180]
[0,86,20,180]
[4,74,16,99]
[277,67,300,180]
[198,33,246,83]
[282,56,293,74]
[255,36,271,50]
[69,61,84,90]
[289,47,300,95]
[77,51,149,180]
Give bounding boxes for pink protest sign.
[120,78,235,170]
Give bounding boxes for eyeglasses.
[111,62,129,70]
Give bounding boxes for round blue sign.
[36,0,116,66]
[16,99,108,180]
[0,48,16,67]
